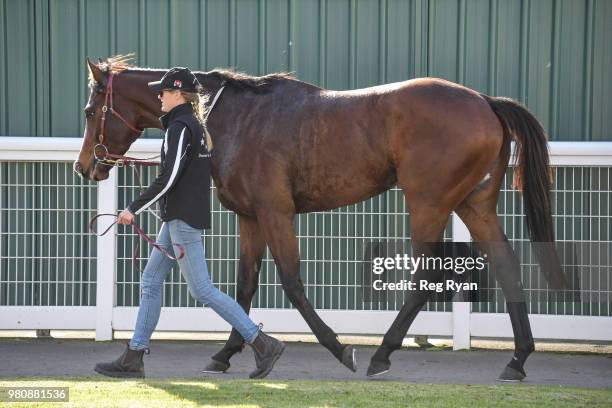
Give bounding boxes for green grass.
[0,378,610,408]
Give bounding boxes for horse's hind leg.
[367,207,450,377]
[454,146,534,381]
[203,215,266,373]
[456,200,534,381]
[256,208,357,372]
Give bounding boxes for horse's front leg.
[368,205,450,376]
[203,215,266,373]
[256,207,357,372]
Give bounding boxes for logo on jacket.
[174,80,182,88]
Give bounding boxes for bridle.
[93,72,226,166]
[93,72,158,168]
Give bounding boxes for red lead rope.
[89,214,185,270]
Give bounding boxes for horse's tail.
[481,94,567,289]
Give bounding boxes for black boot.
[94,343,148,378]
[248,331,285,379]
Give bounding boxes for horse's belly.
[293,170,397,213]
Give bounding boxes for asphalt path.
[0,338,610,389]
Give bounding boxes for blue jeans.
[129,219,259,349]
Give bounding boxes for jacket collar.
[160,103,193,130]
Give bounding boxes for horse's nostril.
[73,161,88,179]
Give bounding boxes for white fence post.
[96,167,118,341]
[452,213,471,350]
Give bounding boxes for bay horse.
[75,55,567,381]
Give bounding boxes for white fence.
[1,137,611,348]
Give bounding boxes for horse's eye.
[84,109,95,118]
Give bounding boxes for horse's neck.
[122,69,166,130]
[141,112,163,130]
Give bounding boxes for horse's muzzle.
[73,160,106,181]
[91,163,110,181]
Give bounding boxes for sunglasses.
[158,89,175,97]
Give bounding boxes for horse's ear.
[86,58,105,84]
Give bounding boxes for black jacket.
[128,103,212,229]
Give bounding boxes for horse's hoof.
[201,359,230,374]
[496,365,526,382]
[341,345,357,372]
[366,358,390,377]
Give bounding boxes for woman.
[94,67,284,379]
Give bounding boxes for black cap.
[148,67,201,93]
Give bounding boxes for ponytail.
[180,91,213,150]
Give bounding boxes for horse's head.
[74,56,160,181]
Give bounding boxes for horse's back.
[289,77,503,212]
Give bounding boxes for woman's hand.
[117,208,135,225]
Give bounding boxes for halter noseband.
[94,72,145,167]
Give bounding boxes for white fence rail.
[1,137,611,347]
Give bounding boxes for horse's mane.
[87,54,134,86]
[205,69,295,93]
[92,54,297,93]
[100,54,134,73]
[88,54,133,82]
